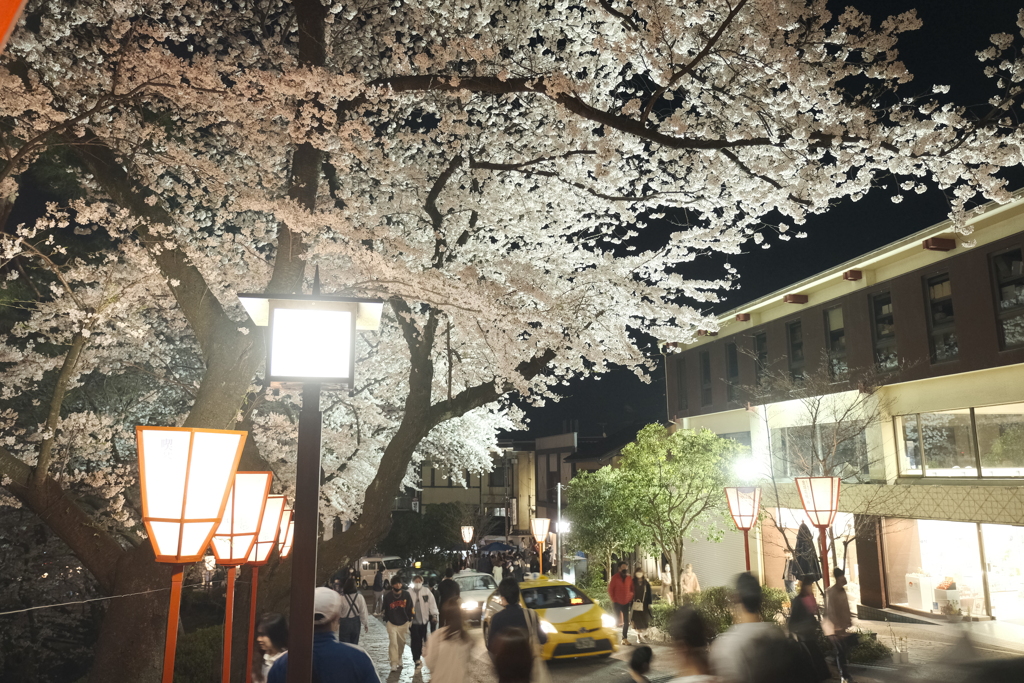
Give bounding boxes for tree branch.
[32,332,87,487]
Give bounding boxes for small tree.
[565,465,646,580]
[617,424,740,604]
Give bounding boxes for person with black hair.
[825,568,855,683]
[608,561,635,645]
[788,577,829,682]
[708,572,793,683]
[438,567,461,626]
[668,606,716,682]
[383,575,415,671]
[486,578,547,654]
[338,577,368,645]
[629,645,654,683]
[491,628,534,683]
[255,613,288,683]
[631,567,654,643]
[372,566,385,615]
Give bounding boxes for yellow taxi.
[482,574,619,660]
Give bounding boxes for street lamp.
[212,472,272,683]
[136,426,247,683]
[795,476,842,589]
[278,510,295,559]
[531,517,550,575]
[238,271,382,683]
[724,486,761,571]
[244,494,286,683]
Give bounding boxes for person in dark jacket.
[631,567,654,643]
[383,576,415,671]
[438,567,461,626]
[486,578,547,654]
[788,577,829,683]
[372,567,385,615]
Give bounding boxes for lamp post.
[531,517,550,575]
[239,272,382,683]
[278,510,295,559]
[795,476,842,589]
[212,472,273,683]
[724,486,761,572]
[136,426,247,683]
[244,494,286,683]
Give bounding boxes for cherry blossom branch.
[32,332,87,488]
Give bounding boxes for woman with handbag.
[631,568,654,644]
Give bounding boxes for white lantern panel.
[140,430,191,519]
[180,522,216,559]
[531,518,550,542]
[148,521,182,558]
[269,307,352,380]
[278,510,293,552]
[183,431,244,519]
[257,497,286,543]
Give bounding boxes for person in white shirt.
[337,577,369,645]
[409,574,439,669]
[825,568,855,683]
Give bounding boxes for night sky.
[510,0,1024,441]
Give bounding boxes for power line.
[0,581,218,617]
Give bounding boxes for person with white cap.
[267,587,380,683]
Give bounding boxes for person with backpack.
[409,574,439,669]
[337,577,368,645]
[372,567,385,615]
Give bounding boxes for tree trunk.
[667,547,682,606]
[89,545,175,683]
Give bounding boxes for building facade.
[667,197,1024,625]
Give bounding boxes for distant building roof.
[565,423,651,463]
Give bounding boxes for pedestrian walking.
[491,628,535,683]
[372,566,385,615]
[668,606,717,682]
[825,568,856,683]
[788,578,829,683]
[438,567,461,626]
[782,551,798,595]
[494,559,504,583]
[659,564,673,603]
[409,574,439,669]
[267,588,379,683]
[680,563,701,594]
[424,598,473,683]
[254,613,288,683]
[628,645,653,683]
[513,559,525,582]
[337,577,369,645]
[382,576,415,671]
[631,567,653,643]
[486,578,548,654]
[478,553,493,574]
[709,572,797,683]
[608,562,635,645]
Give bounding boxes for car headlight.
[540,619,558,634]
[461,600,479,610]
[601,613,617,629]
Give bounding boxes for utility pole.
[556,482,562,580]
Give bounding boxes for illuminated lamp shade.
[277,509,295,559]
[724,486,761,532]
[531,517,550,543]
[460,526,474,544]
[136,426,247,563]
[247,495,287,565]
[237,294,383,384]
[794,476,842,528]
[211,472,272,566]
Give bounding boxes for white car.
[357,555,403,589]
[454,571,498,622]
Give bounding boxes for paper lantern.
[795,477,842,528]
[460,526,474,544]
[247,495,287,565]
[278,509,295,559]
[724,486,761,531]
[211,472,272,566]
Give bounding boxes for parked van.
[357,555,403,588]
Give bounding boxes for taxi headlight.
[601,613,616,629]
[540,619,558,634]
[461,600,479,610]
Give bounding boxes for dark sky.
[510,0,1024,440]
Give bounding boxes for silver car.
[454,571,498,623]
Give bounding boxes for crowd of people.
[252,562,860,683]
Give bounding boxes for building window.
[926,274,957,362]
[771,424,869,481]
[753,332,768,387]
[489,466,507,488]
[823,306,846,378]
[871,291,897,370]
[787,320,804,381]
[992,248,1024,349]
[699,350,712,406]
[725,343,740,402]
[675,357,688,411]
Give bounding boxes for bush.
[848,631,893,664]
[577,568,612,613]
[654,586,790,639]
[174,625,221,683]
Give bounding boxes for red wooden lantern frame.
[795,476,842,588]
[724,486,761,571]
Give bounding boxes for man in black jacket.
[437,567,461,626]
[486,578,546,654]
[382,576,414,671]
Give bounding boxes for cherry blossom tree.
[3,0,1024,679]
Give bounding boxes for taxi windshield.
[522,585,592,609]
[457,574,497,592]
